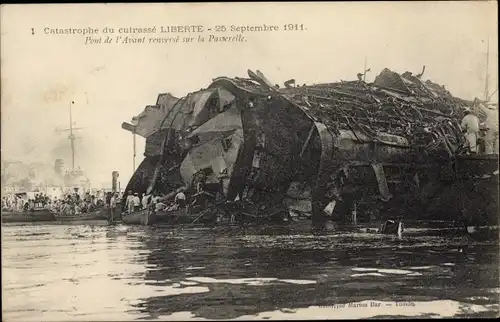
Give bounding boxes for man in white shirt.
[142,193,151,210]
[175,191,186,209]
[155,200,166,212]
[125,190,134,214]
[151,194,161,204]
[461,108,480,154]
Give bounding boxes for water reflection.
[2,223,499,320]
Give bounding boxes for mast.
[133,131,136,172]
[69,100,75,170]
[484,38,490,101]
[363,56,370,82]
[56,100,84,172]
[363,57,367,81]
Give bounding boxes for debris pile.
[267,68,474,151]
[121,67,486,224]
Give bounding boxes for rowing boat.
[121,209,153,225]
[121,207,217,226]
[1,209,56,223]
[54,208,108,222]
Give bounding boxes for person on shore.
[74,203,81,215]
[87,198,95,212]
[16,198,23,211]
[60,201,67,215]
[80,200,88,213]
[2,197,9,211]
[53,200,60,213]
[28,199,35,211]
[105,192,112,207]
[110,192,119,222]
[461,107,480,155]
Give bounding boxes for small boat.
[54,208,108,222]
[466,225,499,241]
[121,209,153,225]
[1,208,56,223]
[121,207,217,226]
[156,207,217,225]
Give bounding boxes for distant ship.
[54,100,92,196]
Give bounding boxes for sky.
[1,2,498,188]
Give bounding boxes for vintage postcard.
[1,1,498,320]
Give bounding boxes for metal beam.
[299,124,316,157]
[121,122,137,133]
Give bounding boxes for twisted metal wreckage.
[122,68,499,227]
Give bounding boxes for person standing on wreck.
[461,107,480,155]
[482,104,499,155]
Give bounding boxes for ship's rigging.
[55,100,86,171]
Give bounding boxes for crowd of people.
[1,188,190,218]
[121,190,187,216]
[3,170,216,220]
[2,193,56,212]
[1,191,120,215]
[49,193,109,216]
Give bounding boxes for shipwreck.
[122,68,499,228]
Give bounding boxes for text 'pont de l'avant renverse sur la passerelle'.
[38,24,308,45]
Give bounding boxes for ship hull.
[121,70,498,230]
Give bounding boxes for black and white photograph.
[1,2,499,320]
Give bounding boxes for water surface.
[2,223,499,320]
